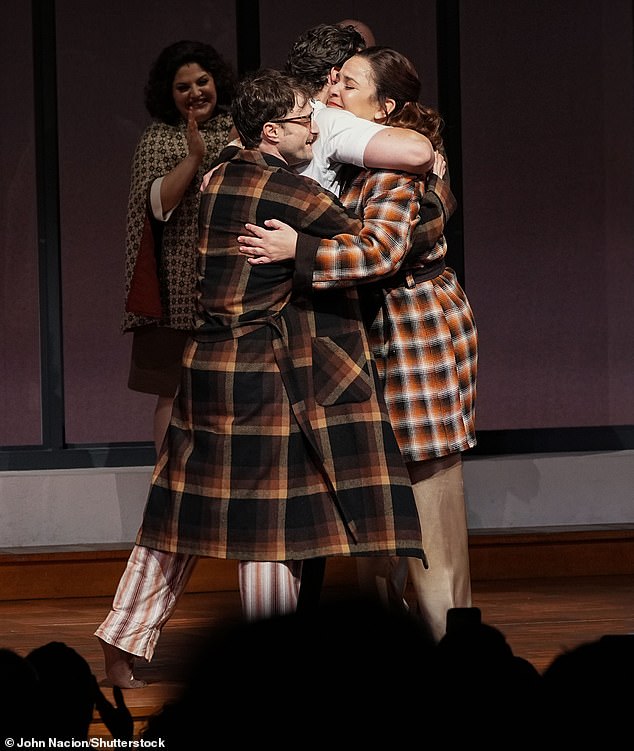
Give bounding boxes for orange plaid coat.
[296,168,478,462]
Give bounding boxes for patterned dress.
[137,149,426,563]
[122,113,234,331]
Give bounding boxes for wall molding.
[2,525,633,602]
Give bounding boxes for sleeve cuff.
[426,174,457,219]
[293,233,320,293]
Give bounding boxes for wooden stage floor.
[1,573,633,738]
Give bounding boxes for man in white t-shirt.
[276,23,433,611]
[287,23,434,195]
[201,24,433,197]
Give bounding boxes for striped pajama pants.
[94,545,302,660]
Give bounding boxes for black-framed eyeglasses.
[270,111,313,125]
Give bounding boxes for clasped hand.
[238,219,298,264]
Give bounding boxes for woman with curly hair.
[123,40,237,452]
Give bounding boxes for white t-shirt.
[297,100,387,196]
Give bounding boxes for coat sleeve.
[295,170,422,290]
[269,172,364,294]
[409,172,457,256]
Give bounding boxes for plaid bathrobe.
[137,149,426,563]
[296,167,478,463]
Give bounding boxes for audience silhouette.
[542,632,634,743]
[0,647,40,739]
[0,641,133,741]
[431,607,545,742]
[2,604,632,744]
[140,599,633,745]
[141,595,437,746]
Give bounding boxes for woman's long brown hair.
[356,46,444,150]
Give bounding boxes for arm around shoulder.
[363,128,434,175]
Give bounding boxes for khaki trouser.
[357,453,471,643]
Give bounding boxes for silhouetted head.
[27,641,98,739]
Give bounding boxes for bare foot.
[97,637,147,689]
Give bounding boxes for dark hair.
[285,23,366,96]
[144,40,236,125]
[231,69,312,148]
[356,46,444,149]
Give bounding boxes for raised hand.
[186,107,206,162]
[93,678,134,740]
[432,150,446,178]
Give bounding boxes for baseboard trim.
[1,525,633,601]
[467,524,634,580]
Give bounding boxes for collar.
[230,148,291,172]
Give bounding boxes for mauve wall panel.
[55,0,237,443]
[3,2,632,450]
[460,0,634,429]
[0,3,41,446]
